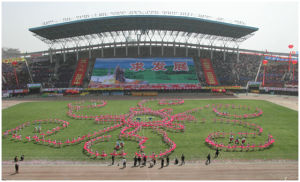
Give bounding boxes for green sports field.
[2,99,298,161]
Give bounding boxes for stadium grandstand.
[2,14,298,97]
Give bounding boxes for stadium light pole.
[24,58,33,83]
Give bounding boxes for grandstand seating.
[211,51,262,86]
[211,51,238,86]
[29,57,55,88]
[84,58,97,88]
[2,46,297,91]
[257,61,297,87]
[53,53,77,88]
[192,57,207,86]
[235,53,261,86]
[2,62,31,90]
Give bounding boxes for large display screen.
[88,58,198,88]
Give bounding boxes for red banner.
[200,58,218,85]
[72,59,89,86]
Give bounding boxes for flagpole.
[288,44,294,72]
[288,51,291,72]
[262,65,266,86]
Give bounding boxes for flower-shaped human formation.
[3,99,274,160]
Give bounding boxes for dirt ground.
[2,160,298,180]
[236,93,298,111]
[2,93,298,180]
[2,93,298,111]
[2,100,31,109]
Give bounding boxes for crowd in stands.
[2,46,297,91]
[2,54,79,90]
[29,57,55,88]
[257,61,298,87]
[83,59,97,87]
[285,63,298,86]
[195,50,297,88]
[28,54,79,88]
[55,64,74,88]
[192,56,207,86]
[211,51,239,86]
[234,53,261,86]
[54,54,77,88]
[2,62,31,90]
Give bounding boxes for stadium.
[2,7,298,180]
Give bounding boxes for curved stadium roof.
[29,15,258,41]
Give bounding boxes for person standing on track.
[152,152,156,165]
[174,157,179,165]
[137,155,141,166]
[142,153,147,166]
[15,163,19,173]
[181,154,185,165]
[122,157,126,168]
[215,148,220,158]
[149,159,154,168]
[166,155,170,166]
[133,155,137,167]
[206,153,211,165]
[14,156,19,174]
[111,154,115,165]
[161,157,164,168]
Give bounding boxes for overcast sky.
[1,0,299,53]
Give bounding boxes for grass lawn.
[2,99,298,161]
